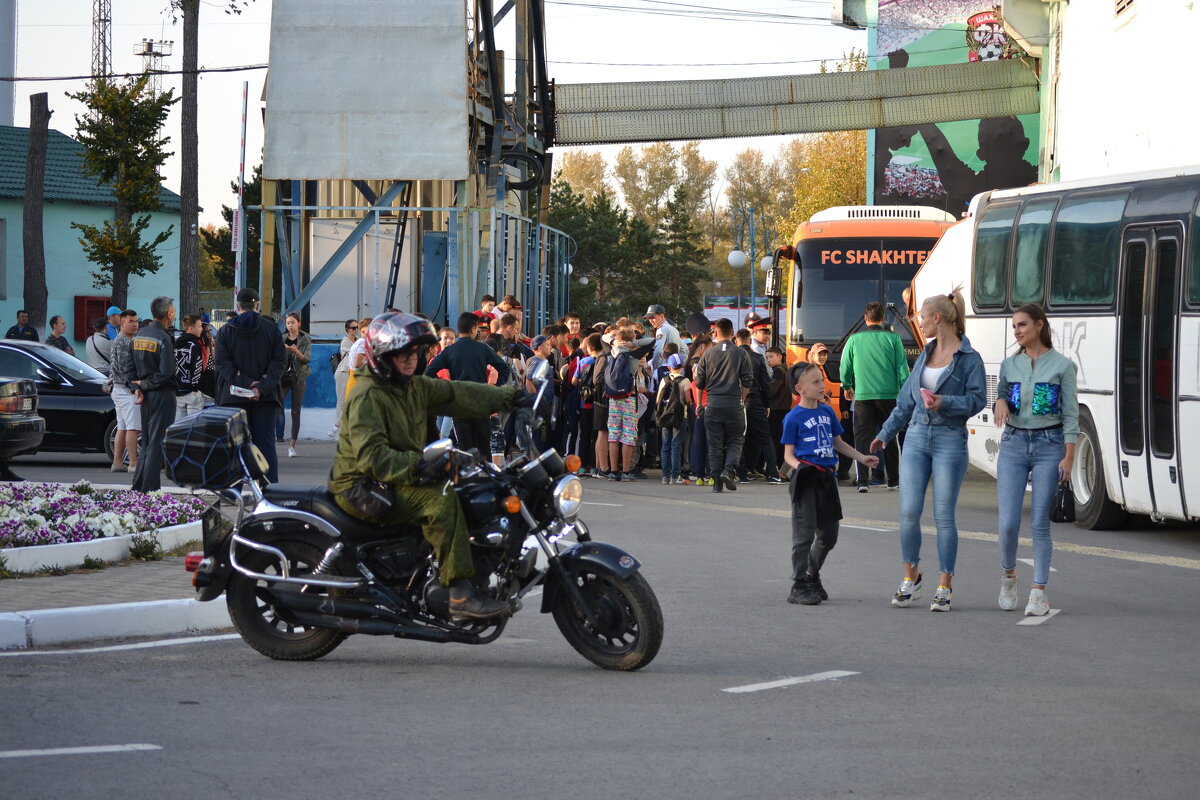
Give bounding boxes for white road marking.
[723,670,859,694]
[1017,558,1057,572]
[0,634,241,658]
[582,501,624,507]
[0,744,161,759]
[1017,609,1062,626]
[843,524,891,532]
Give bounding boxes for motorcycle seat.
[262,484,422,542]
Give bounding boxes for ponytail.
[922,286,966,337]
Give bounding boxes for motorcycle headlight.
[551,474,584,520]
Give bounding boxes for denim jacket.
[877,336,987,443]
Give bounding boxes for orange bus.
[783,206,957,419]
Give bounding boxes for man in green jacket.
[329,312,531,620]
[840,301,909,492]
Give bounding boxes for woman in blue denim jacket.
[870,290,987,612]
[993,303,1077,617]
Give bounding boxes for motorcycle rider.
[328,312,533,621]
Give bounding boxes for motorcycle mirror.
[528,359,552,385]
[423,438,454,461]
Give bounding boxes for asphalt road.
[4,444,1200,798]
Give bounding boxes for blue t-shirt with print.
[781,402,843,468]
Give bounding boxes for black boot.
[721,471,738,492]
[808,571,828,601]
[787,575,822,605]
[448,581,510,620]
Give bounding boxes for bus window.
[1049,192,1129,306]
[1150,238,1179,458]
[1011,199,1056,305]
[973,203,1017,308]
[1118,240,1146,455]
[1190,203,1200,305]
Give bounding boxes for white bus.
[911,166,1200,529]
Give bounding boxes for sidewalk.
[0,556,232,650]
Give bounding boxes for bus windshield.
[791,236,940,349]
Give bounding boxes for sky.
[10,1,865,227]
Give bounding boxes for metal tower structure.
[91,0,111,78]
[134,38,173,95]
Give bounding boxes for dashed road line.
[723,670,859,694]
[1017,609,1062,626]
[1017,558,1057,572]
[0,744,161,759]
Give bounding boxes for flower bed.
[0,481,209,549]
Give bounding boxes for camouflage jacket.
[328,371,517,495]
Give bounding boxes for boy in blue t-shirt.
[781,363,878,605]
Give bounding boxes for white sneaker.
[287,446,298,458]
[891,573,922,607]
[999,573,1019,611]
[930,585,952,612]
[1025,587,1050,616]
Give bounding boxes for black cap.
[684,312,712,336]
[236,288,260,305]
[644,304,666,318]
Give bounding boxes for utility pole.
[23,93,50,333]
[92,0,111,78]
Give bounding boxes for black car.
[0,377,45,475]
[0,341,121,460]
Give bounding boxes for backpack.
[603,351,635,399]
[655,375,686,428]
[330,351,343,373]
[577,360,595,404]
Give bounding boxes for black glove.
[420,450,455,482]
[512,390,535,409]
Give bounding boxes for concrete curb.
[0,598,232,650]
[0,521,204,574]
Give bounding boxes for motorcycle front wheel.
[551,570,663,671]
[226,538,348,661]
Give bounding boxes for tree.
[645,186,709,320]
[675,142,718,223]
[199,163,264,289]
[612,142,679,226]
[69,76,177,308]
[23,93,50,331]
[554,150,607,199]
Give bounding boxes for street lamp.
[729,208,777,323]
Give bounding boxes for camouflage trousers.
[336,482,474,586]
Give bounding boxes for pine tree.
[69,76,177,308]
[198,164,264,289]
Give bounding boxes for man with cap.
[215,288,287,482]
[748,317,772,356]
[644,304,683,370]
[129,296,177,492]
[105,306,123,340]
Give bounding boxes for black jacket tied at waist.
[789,462,843,531]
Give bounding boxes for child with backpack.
[655,353,690,485]
[782,362,879,606]
[604,328,639,481]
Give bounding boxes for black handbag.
[1050,480,1076,523]
[340,476,395,518]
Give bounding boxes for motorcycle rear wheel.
[551,570,663,671]
[226,539,348,661]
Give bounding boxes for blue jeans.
[898,424,969,575]
[660,426,683,480]
[997,426,1064,586]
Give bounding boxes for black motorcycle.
[168,364,663,671]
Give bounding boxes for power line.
[0,63,268,83]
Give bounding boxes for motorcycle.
[168,361,663,671]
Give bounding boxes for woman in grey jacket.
[871,289,987,612]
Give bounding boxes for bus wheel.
[1073,410,1127,530]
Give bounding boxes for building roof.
[0,126,181,212]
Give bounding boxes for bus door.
[1117,225,1186,519]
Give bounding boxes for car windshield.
[791,236,940,349]
[34,345,106,382]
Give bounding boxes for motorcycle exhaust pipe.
[288,610,479,644]
[272,590,408,624]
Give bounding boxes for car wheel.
[105,416,141,465]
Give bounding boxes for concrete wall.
[0,198,181,346]
[1055,2,1200,180]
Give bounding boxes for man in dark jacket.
[424,311,511,457]
[215,288,286,482]
[174,314,205,420]
[130,296,178,492]
[736,329,785,485]
[5,310,39,341]
[693,318,752,493]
